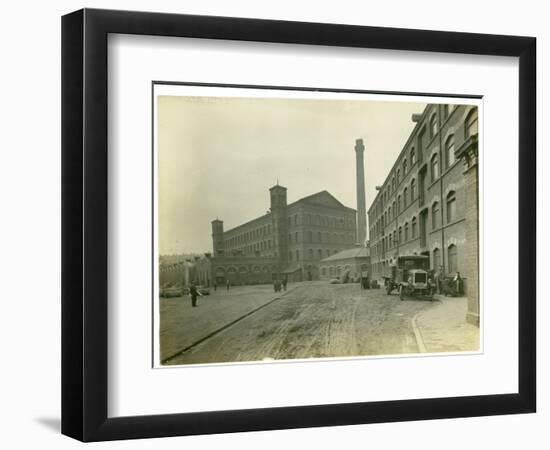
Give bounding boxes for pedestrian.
[434,265,443,294]
[282,278,287,291]
[453,271,462,296]
[273,279,279,292]
[189,284,202,307]
[214,282,217,292]
[226,280,230,291]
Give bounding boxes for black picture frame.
[61,8,536,442]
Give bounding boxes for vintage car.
[159,285,183,298]
[383,255,433,301]
[197,286,210,295]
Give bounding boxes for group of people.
[273,278,288,293]
[428,266,462,296]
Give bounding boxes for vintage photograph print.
[154,85,481,367]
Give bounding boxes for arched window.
[446,191,457,223]
[404,222,409,241]
[296,249,300,261]
[412,217,417,238]
[433,248,441,271]
[410,178,416,201]
[432,202,440,229]
[403,158,408,174]
[396,168,401,183]
[389,235,392,248]
[398,227,403,243]
[392,177,395,192]
[430,113,438,138]
[403,187,408,208]
[430,153,439,181]
[448,244,458,273]
[388,205,392,219]
[445,134,455,169]
[410,147,416,166]
[392,200,396,218]
[308,249,313,260]
[393,230,396,244]
[465,108,478,138]
[397,195,402,213]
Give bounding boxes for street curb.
[162,285,298,364]
[411,313,427,353]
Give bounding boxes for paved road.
[168,282,432,365]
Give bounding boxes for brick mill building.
[367,103,479,325]
[209,187,358,284]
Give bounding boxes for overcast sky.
[157,95,427,255]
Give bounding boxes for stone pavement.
[159,283,303,363]
[413,295,480,353]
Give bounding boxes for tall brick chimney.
[355,138,367,246]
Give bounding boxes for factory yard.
[159,281,478,366]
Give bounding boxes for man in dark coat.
[189,284,202,307]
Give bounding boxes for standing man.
[189,284,202,307]
[226,279,230,291]
[434,265,443,294]
[282,277,287,291]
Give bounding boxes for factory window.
[433,248,441,271]
[448,244,458,273]
[388,206,392,220]
[389,235,393,248]
[288,233,292,244]
[403,187,408,208]
[393,230,397,245]
[295,232,299,243]
[403,158,408,174]
[410,178,416,200]
[296,250,300,261]
[430,113,438,138]
[430,153,439,181]
[445,134,456,169]
[446,191,457,223]
[289,251,292,261]
[392,201,396,218]
[465,108,478,138]
[410,147,416,166]
[398,227,403,243]
[432,202,440,229]
[309,249,313,260]
[412,217,417,238]
[404,222,409,241]
[397,169,401,183]
[397,195,401,213]
[318,249,323,259]
[307,230,312,243]
[317,231,322,243]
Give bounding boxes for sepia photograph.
[154,86,481,367]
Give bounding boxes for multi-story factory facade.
[367,103,479,324]
[210,186,358,284]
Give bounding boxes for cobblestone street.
[160,282,477,366]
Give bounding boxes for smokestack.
[355,139,367,246]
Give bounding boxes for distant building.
[319,246,370,282]
[367,103,479,325]
[210,187,358,284]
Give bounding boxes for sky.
[157,94,427,255]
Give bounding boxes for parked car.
[329,278,341,284]
[383,255,433,301]
[160,286,183,298]
[197,286,210,295]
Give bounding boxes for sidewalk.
[412,295,480,353]
[159,284,300,363]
